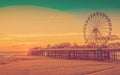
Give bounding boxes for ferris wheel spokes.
[83,12,112,48]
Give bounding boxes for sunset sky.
[0,0,120,51]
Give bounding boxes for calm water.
[0,52,27,56]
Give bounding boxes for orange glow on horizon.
[0,6,119,51]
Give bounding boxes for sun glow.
[0,6,84,51]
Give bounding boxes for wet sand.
[0,56,120,75]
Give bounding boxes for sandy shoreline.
[0,56,120,75]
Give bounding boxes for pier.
[28,49,120,61]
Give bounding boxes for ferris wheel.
[83,12,112,47]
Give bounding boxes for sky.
[0,0,120,51]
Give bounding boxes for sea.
[0,51,27,56]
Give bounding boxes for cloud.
[0,37,13,40]
[6,33,83,38]
[110,34,120,41]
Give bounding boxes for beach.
[0,56,120,75]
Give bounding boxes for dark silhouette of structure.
[28,48,119,61]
